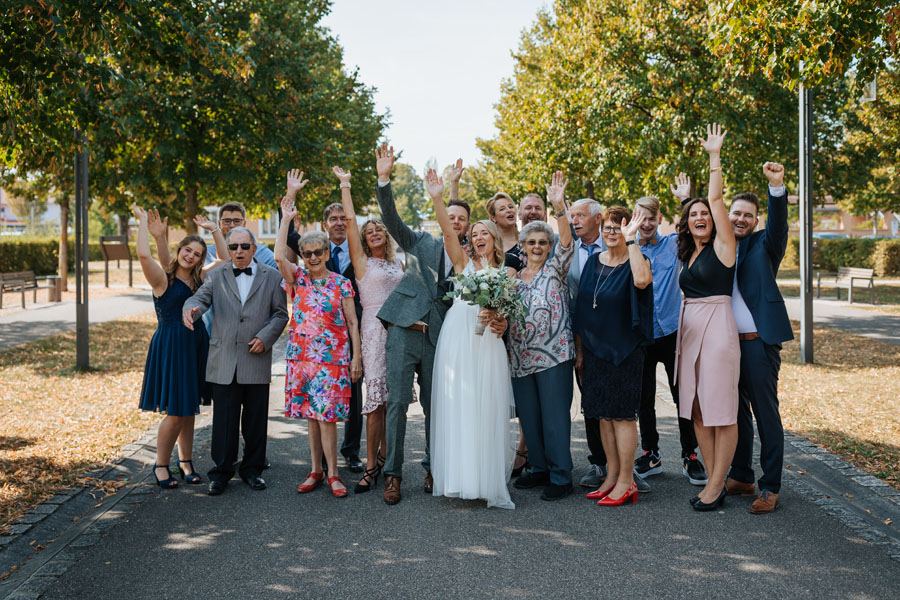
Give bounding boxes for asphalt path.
[784,296,900,345]
[38,366,899,599]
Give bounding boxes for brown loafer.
[384,475,402,505]
[424,471,434,494]
[750,490,780,514]
[725,477,755,496]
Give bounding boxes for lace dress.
[356,257,407,414]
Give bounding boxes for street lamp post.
[798,84,814,364]
[74,134,90,369]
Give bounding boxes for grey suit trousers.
[383,325,436,478]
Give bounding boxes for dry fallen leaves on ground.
[0,311,158,533]
[779,321,900,488]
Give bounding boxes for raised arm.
[132,203,168,297]
[702,123,736,266]
[333,166,367,279]
[283,169,309,265]
[146,209,171,268]
[374,143,418,250]
[425,168,467,273]
[670,172,691,205]
[276,196,299,285]
[621,212,653,289]
[546,171,572,250]
[449,158,464,201]
[195,214,228,276]
[762,161,789,266]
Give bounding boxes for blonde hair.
[470,220,505,268]
[635,196,660,215]
[485,192,515,218]
[360,219,397,262]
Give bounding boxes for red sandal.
[297,471,324,493]
[327,475,348,498]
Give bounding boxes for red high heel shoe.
[597,483,638,506]
[297,471,324,493]
[585,485,614,500]
[327,476,348,498]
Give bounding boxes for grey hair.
[571,198,602,217]
[519,220,554,245]
[299,230,329,252]
[226,226,256,244]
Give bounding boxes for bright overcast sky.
[321,0,549,174]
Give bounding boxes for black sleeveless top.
[679,244,734,298]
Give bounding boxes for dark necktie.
[233,267,252,277]
[332,246,342,272]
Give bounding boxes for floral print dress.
[283,267,355,422]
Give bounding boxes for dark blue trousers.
[512,360,574,486]
[729,338,784,493]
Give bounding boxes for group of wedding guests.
[133,122,791,515]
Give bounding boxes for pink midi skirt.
[675,295,740,426]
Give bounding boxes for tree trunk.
[118,213,129,237]
[584,179,595,200]
[185,185,199,234]
[58,198,70,292]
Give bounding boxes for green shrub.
[0,237,60,275]
[816,238,875,271]
[873,239,900,276]
[784,238,799,268]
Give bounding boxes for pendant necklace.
[591,258,616,309]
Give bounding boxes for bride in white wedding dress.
[424,168,516,510]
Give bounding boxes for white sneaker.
[579,463,607,488]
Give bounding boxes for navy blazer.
[735,189,794,345]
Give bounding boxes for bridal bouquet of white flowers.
[444,264,528,335]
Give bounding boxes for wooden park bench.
[816,266,875,304]
[0,270,61,308]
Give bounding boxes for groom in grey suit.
[374,145,453,505]
[183,227,288,496]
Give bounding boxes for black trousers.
[637,332,698,456]
[575,370,606,467]
[339,346,363,459]
[208,377,269,482]
[729,339,784,493]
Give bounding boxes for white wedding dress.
[430,261,517,510]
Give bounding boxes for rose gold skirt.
[675,295,740,426]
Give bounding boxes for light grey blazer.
[183,259,288,385]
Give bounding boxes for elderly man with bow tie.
[183,226,288,496]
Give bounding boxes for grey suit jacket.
[375,182,451,346]
[183,259,288,385]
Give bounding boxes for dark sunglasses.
[525,239,550,246]
[300,248,326,259]
[227,243,252,251]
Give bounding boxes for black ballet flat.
[692,488,726,512]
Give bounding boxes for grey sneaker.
[579,463,607,488]
[633,469,651,493]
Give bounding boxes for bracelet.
[626,239,635,246]
[709,166,722,173]
[554,210,566,218]
[340,182,351,189]
[210,226,220,234]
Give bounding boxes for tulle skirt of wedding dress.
[430,299,516,510]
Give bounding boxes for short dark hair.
[218,202,246,220]
[323,202,344,222]
[521,193,545,207]
[601,205,632,225]
[731,192,760,212]
[448,198,471,218]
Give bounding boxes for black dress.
[574,255,653,420]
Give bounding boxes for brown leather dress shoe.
[749,490,780,514]
[725,477,755,496]
[383,475,402,505]
[424,471,434,494]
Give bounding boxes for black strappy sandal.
[177,459,203,484]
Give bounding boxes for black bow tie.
[233,267,252,277]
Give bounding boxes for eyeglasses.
[525,239,550,246]
[227,243,252,251]
[601,226,622,234]
[220,218,245,226]
[300,249,326,259]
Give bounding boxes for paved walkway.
[784,296,900,345]
[1,347,898,599]
[0,291,153,351]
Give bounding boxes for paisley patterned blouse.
[507,241,575,377]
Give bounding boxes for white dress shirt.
[234,259,257,305]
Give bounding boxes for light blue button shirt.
[639,231,682,338]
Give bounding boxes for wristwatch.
[626,240,635,246]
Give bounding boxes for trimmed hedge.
[783,237,900,275]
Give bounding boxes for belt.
[738,332,760,341]
[388,322,428,333]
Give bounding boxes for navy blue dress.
[139,279,211,416]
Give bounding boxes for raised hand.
[281,196,298,222]
[670,172,691,201]
[701,122,728,155]
[450,158,465,183]
[193,213,217,231]
[763,161,785,188]
[620,211,646,241]
[132,202,147,222]
[425,168,444,199]
[286,169,309,198]
[147,209,168,239]
[375,143,395,181]
[332,166,351,183]
[545,170,569,213]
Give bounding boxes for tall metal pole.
[75,135,90,368]
[798,85,814,363]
